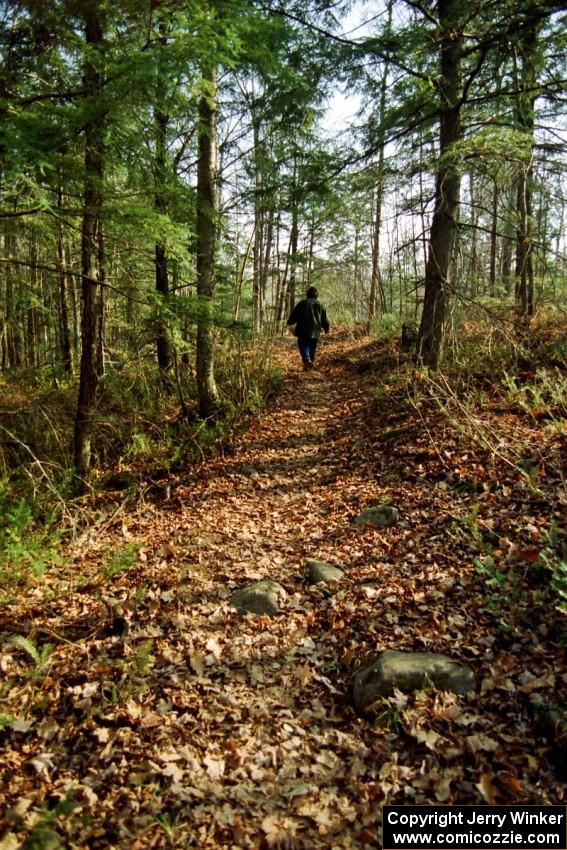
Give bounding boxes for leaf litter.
[0,331,565,849]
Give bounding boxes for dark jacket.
[287,297,329,339]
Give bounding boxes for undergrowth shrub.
[103,542,140,580]
[91,330,282,470]
[368,313,418,342]
[502,368,567,422]
[216,333,282,410]
[402,306,567,621]
[1,328,283,498]
[179,333,283,460]
[0,482,61,603]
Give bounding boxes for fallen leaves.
[0,334,564,849]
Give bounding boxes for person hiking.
[287,286,330,370]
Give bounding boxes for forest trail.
[1,332,565,850]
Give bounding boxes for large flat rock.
[231,580,284,616]
[353,650,475,711]
[306,559,344,584]
[354,505,400,528]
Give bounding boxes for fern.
[11,634,41,664]
[11,634,52,675]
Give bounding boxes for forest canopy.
[0,0,565,480]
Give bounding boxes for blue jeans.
[298,336,318,364]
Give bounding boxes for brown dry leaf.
[0,834,20,850]
[205,636,222,660]
[294,663,313,683]
[520,672,556,692]
[121,522,134,541]
[314,807,336,832]
[157,542,177,559]
[498,771,527,797]
[261,814,291,848]
[411,728,446,751]
[476,771,498,804]
[189,650,205,676]
[10,717,34,733]
[156,747,182,763]
[37,717,59,740]
[466,733,499,753]
[203,755,225,780]
[162,762,185,783]
[139,711,162,729]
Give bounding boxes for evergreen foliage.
[0,0,565,479]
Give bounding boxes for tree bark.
[488,177,499,297]
[234,225,254,321]
[154,24,172,370]
[27,232,39,367]
[252,117,264,333]
[57,182,73,373]
[468,173,479,297]
[4,217,22,369]
[417,0,463,368]
[353,222,360,320]
[501,183,515,294]
[514,18,539,318]
[306,211,315,290]
[288,165,299,316]
[260,205,274,324]
[276,226,293,325]
[96,215,106,377]
[368,0,392,323]
[195,60,220,418]
[73,5,105,480]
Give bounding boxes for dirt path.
[1,332,564,850]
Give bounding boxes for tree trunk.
[27,232,39,367]
[488,177,499,297]
[353,222,360,320]
[501,183,515,294]
[276,226,293,325]
[368,0,392,323]
[514,18,539,318]
[195,60,220,418]
[252,117,264,333]
[515,166,534,315]
[96,216,106,377]
[288,165,299,316]
[369,182,388,320]
[234,225,254,321]
[57,182,73,373]
[306,211,315,290]
[73,6,105,480]
[468,172,479,297]
[154,25,172,370]
[260,205,274,326]
[4,217,22,369]
[417,0,463,368]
